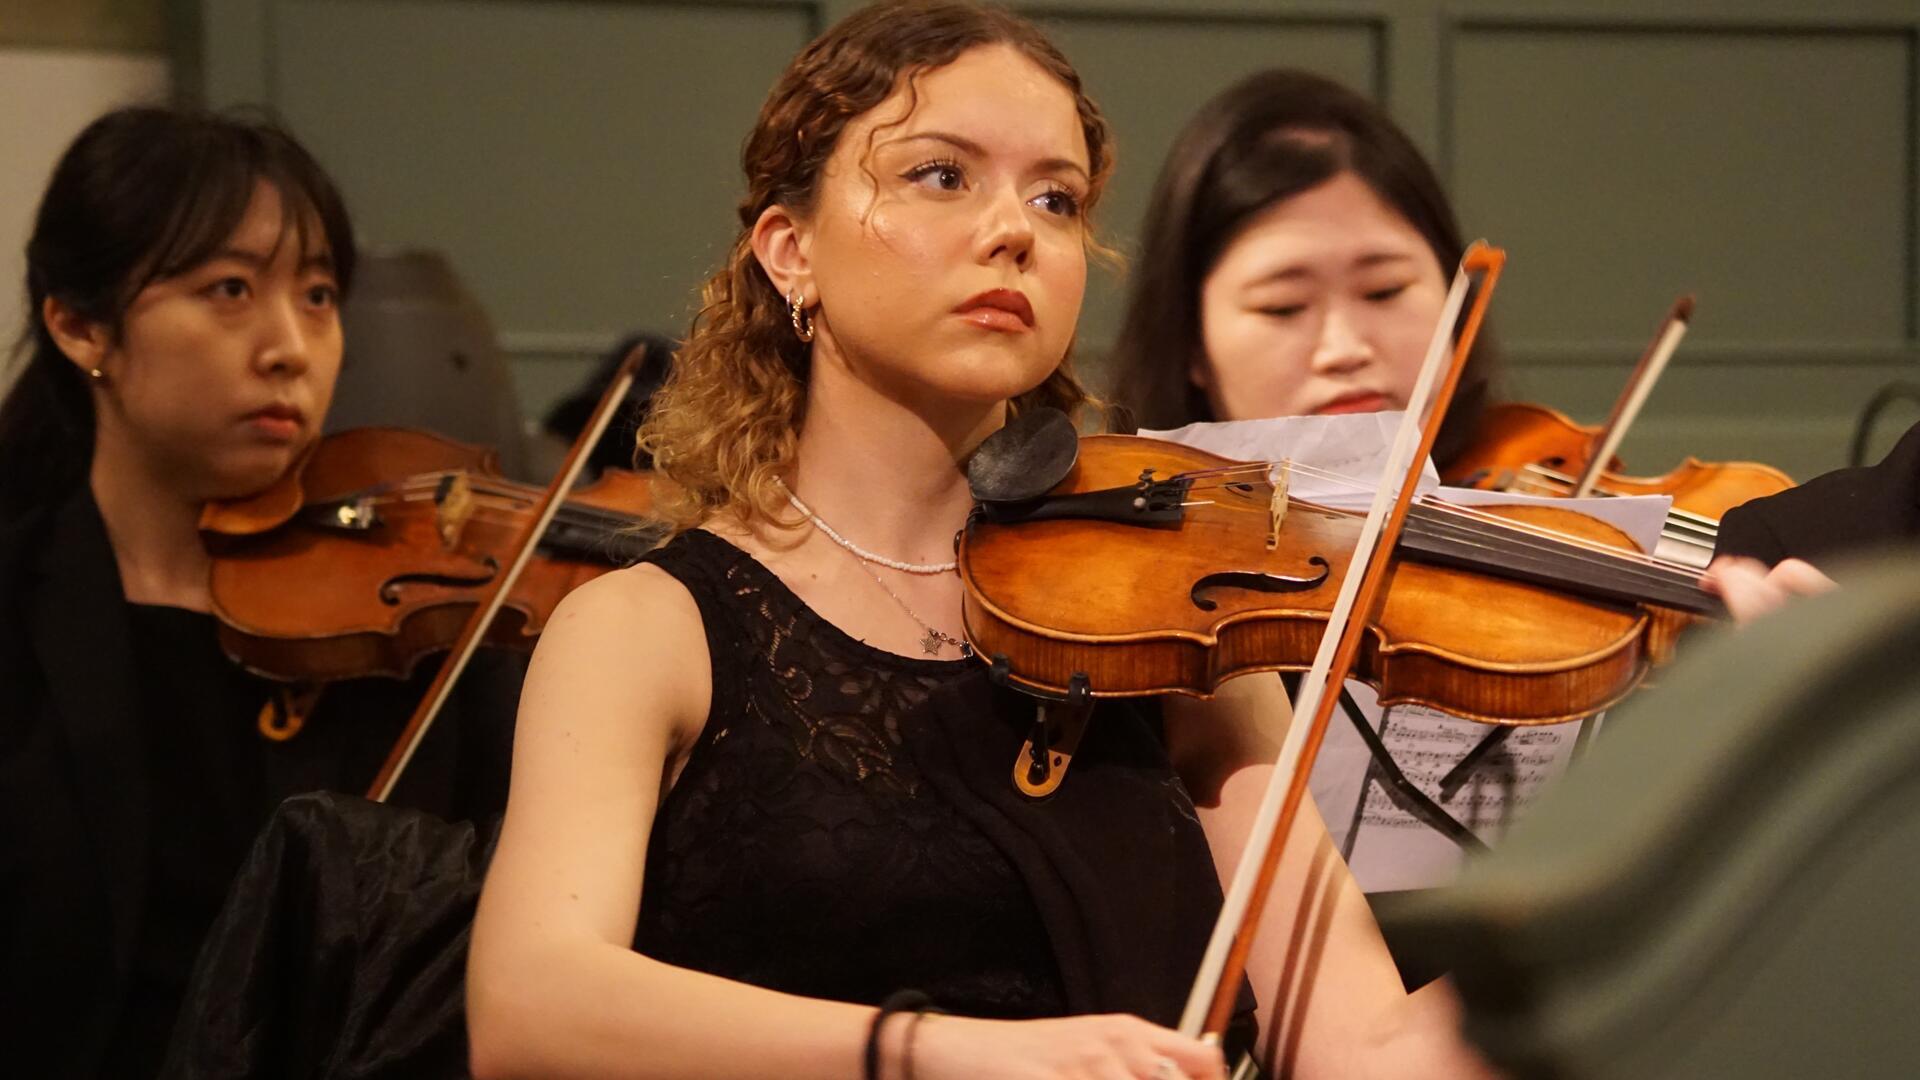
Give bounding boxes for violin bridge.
[434,472,476,549]
[1266,461,1291,550]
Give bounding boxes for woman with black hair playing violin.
[0,107,521,1078]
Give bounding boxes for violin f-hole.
[378,556,500,605]
[1189,558,1331,612]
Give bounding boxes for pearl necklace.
[778,480,969,657]
[778,481,957,574]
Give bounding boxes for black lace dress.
[157,529,1252,1079]
[633,529,1251,1029]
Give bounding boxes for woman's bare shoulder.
[519,556,712,750]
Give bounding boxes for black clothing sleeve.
[1713,420,1920,566]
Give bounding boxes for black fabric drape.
[161,793,496,1080]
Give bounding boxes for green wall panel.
[267,0,812,352]
[188,0,1920,477]
[1450,26,1911,346]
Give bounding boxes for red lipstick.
[954,288,1034,332]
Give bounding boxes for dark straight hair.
[1109,69,1497,467]
[0,106,357,514]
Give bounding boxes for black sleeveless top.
[633,529,1067,1017]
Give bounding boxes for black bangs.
[1194,128,1348,282]
[136,114,358,300]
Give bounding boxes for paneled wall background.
[1,2,173,370]
[159,1,1920,479]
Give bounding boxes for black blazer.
[0,489,522,1078]
[1715,420,1920,567]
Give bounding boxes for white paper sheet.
[1143,412,1440,505]
[1310,685,1593,892]
[1144,414,1657,893]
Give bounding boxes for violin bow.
[365,343,647,803]
[1179,242,1508,1041]
[1571,294,1694,498]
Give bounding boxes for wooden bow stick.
[366,345,646,802]
[1180,241,1508,1040]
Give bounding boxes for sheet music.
[1308,682,1591,893]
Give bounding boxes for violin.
[959,433,1714,725]
[200,425,660,684]
[965,242,1699,1042]
[1440,297,1793,564]
[203,345,654,799]
[1445,400,1794,539]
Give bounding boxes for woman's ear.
[41,295,112,377]
[749,203,813,305]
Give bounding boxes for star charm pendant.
[921,629,943,655]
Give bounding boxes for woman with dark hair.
[0,107,519,1077]
[468,6,1494,1079]
[1109,68,1497,468]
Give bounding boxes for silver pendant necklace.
[844,557,972,657]
[780,482,970,657]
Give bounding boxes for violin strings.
[1512,463,1722,545]
[1411,499,1706,581]
[1392,499,1708,591]
[1181,477,1710,586]
[1192,475,1713,604]
[1179,458,1719,554]
[1403,506,1713,606]
[1173,458,1711,582]
[1518,463,1722,528]
[1182,480,1713,608]
[1402,515,1717,612]
[322,474,647,534]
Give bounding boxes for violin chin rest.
[968,406,1079,503]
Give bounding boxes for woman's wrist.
[866,991,935,1080]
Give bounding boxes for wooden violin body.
[203,427,658,683]
[1446,401,1794,520]
[960,435,1700,725]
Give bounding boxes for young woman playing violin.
[0,108,520,1077]
[468,5,1494,1079]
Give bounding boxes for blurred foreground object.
[1385,556,1920,1079]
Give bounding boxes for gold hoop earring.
[789,290,815,344]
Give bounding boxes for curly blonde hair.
[638,0,1115,532]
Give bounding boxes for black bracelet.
[864,990,934,1080]
[902,1004,945,1080]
